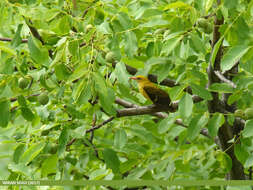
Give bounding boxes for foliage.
[0,0,253,189]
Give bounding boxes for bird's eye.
[137,77,141,80]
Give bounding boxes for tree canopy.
[0,0,253,189]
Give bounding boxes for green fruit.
[245,108,253,120]
[234,109,245,118]
[38,93,49,105]
[203,23,212,34]
[105,51,116,63]
[86,24,93,31]
[18,78,29,89]
[197,18,208,28]
[197,18,212,34]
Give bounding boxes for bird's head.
[130,75,150,83]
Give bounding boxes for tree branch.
[207,0,246,179]
[86,116,115,133]
[214,71,237,88]
[0,37,28,43]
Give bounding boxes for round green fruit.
[234,109,244,118]
[38,93,49,105]
[86,24,93,31]
[203,23,212,34]
[18,78,29,89]
[197,18,208,28]
[197,18,212,34]
[245,108,253,120]
[105,51,116,63]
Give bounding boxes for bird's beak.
[130,76,137,80]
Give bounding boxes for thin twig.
[249,167,252,180]
[10,93,40,102]
[89,114,96,142]
[0,37,28,43]
[214,71,237,88]
[86,116,115,133]
[66,138,76,146]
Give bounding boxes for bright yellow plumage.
[130,75,171,106]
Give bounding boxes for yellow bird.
[130,75,171,106]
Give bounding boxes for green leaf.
[8,163,30,177]
[39,74,55,91]
[190,33,206,54]
[161,36,183,56]
[58,16,71,35]
[93,72,107,95]
[58,127,69,158]
[190,83,212,100]
[205,0,214,13]
[120,159,137,173]
[245,154,253,168]
[164,1,191,10]
[41,154,58,177]
[141,18,169,27]
[210,37,223,66]
[169,85,185,101]
[69,64,88,82]
[115,62,130,87]
[65,105,85,119]
[11,24,23,47]
[224,0,238,9]
[209,83,234,93]
[234,143,249,165]
[103,148,120,174]
[28,36,50,66]
[156,62,173,83]
[99,87,116,116]
[242,120,253,138]
[68,40,79,57]
[0,99,10,127]
[76,84,92,105]
[94,9,104,25]
[20,142,45,165]
[55,63,71,81]
[216,151,232,173]
[228,91,242,105]
[20,107,35,121]
[124,143,147,155]
[118,12,132,30]
[124,31,138,58]
[0,45,16,56]
[127,167,147,179]
[179,93,193,119]
[142,9,163,18]
[158,114,175,134]
[17,95,27,107]
[188,113,209,140]
[128,127,156,143]
[13,144,25,164]
[221,45,250,72]
[207,113,225,137]
[114,129,127,149]
[122,58,144,69]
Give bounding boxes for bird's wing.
[143,86,170,105]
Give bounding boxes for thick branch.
[207,0,245,179]
[115,98,210,138]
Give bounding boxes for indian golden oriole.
[130,75,171,106]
